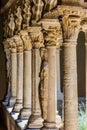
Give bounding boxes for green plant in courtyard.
[78,102,86,130]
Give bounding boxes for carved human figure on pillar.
[39,47,48,121]
[7,10,15,37]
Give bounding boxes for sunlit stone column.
[18,30,32,119]
[41,19,62,130]
[62,15,80,130]
[13,36,23,112]
[26,27,44,129]
[9,45,17,106]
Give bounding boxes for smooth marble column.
[63,43,78,130]
[9,48,17,106]
[13,46,23,112]
[19,50,31,119]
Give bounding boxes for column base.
[9,97,16,106]
[41,120,58,130]
[41,126,58,130]
[26,115,43,129]
[18,108,31,120]
[12,102,23,112]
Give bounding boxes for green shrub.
[78,102,86,130]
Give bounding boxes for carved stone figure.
[32,0,44,22]
[7,11,15,37]
[14,4,22,34]
[19,30,32,50]
[22,0,31,29]
[39,47,48,120]
[43,0,57,12]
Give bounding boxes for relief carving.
[28,27,44,48]
[22,0,31,29]
[39,47,48,120]
[19,30,32,50]
[41,19,62,47]
[43,0,57,12]
[32,0,44,22]
[62,15,81,42]
[7,10,15,37]
[13,35,23,52]
[14,2,22,34]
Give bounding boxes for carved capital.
[41,19,62,47]
[27,27,44,49]
[19,30,32,50]
[62,15,81,43]
[13,35,23,52]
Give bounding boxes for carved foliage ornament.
[19,30,32,50]
[27,27,44,49]
[41,19,62,47]
[62,15,81,42]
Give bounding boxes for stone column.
[12,35,23,112]
[26,27,44,129]
[41,19,62,130]
[62,15,80,130]
[9,47,17,106]
[5,38,17,106]
[18,30,32,119]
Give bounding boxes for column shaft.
[27,48,43,128]
[63,44,78,130]
[13,47,23,112]
[9,48,17,106]
[19,50,31,119]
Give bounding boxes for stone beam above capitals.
[43,5,87,19]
